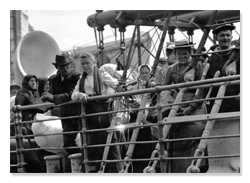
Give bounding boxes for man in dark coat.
[206,24,240,113]
[42,53,81,155]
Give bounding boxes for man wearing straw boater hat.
[206,24,240,113]
[42,53,81,155]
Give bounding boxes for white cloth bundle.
[32,112,81,155]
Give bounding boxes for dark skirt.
[84,100,122,172]
[147,91,209,173]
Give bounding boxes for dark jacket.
[163,61,204,110]
[206,46,240,112]
[14,75,42,135]
[50,69,81,117]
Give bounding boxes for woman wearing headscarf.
[128,64,153,119]
[127,64,156,172]
[14,74,43,135]
[71,52,122,173]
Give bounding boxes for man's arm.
[44,73,80,105]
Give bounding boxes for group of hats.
[165,24,235,50]
[52,24,235,66]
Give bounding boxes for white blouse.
[84,75,94,95]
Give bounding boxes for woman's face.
[80,57,95,75]
[28,77,37,90]
[175,48,191,64]
[140,66,150,81]
[43,80,50,92]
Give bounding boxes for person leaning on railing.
[127,64,152,121]
[41,53,81,155]
[71,52,122,173]
[161,39,208,173]
[206,24,240,113]
[14,74,44,136]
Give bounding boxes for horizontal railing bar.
[10,164,18,167]
[22,130,81,138]
[75,94,240,119]
[187,80,239,90]
[11,93,239,127]
[86,154,240,163]
[19,115,81,125]
[19,112,239,139]
[13,111,238,142]
[13,75,240,111]
[107,112,240,132]
[19,134,239,152]
[21,146,82,152]
[83,134,240,148]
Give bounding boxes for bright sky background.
[27,10,240,53]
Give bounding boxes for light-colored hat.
[166,42,175,50]
[173,39,195,49]
[138,64,152,72]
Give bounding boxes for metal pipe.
[80,103,89,173]
[87,10,203,29]
[151,11,172,76]
[14,75,240,111]
[156,92,166,173]
[137,25,142,66]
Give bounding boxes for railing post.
[44,155,63,173]
[68,153,82,173]
[13,106,26,173]
[156,88,166,173]
[12,107,21,172]
[80,102,89,172]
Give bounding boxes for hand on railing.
[182,106,193,116]
[41,92,54,103]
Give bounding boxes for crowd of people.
[10,24,240,173]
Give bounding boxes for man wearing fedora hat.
[206,24,240,113]
[42,53,81,155]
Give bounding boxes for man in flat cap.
[42,53,81,155]
[206,24,240,113]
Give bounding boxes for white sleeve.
[71,76,81,101]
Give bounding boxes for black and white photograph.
[6,4,246,181]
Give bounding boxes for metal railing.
[10,75,240,173]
